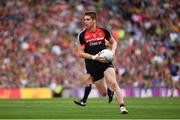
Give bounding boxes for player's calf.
[107,88,114,103]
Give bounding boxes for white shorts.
[172,75,180,82]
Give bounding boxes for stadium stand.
[0,0,179,97]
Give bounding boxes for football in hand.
[99,49,113,63]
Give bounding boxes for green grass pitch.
[0,98,179,119]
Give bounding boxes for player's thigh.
[104,67,117,87]
[83,74,91,79]
[83,74,93,84]
[94,78,107,96]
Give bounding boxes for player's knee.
[109,81,117,88]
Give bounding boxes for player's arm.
[78,45,95,60]
[76,32,96,60]
[102,28,117,56]
[78,46,105,62]
[177,65,180,75]
[109,37,117,56]
[77,31,104,62]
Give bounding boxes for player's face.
[84,15,95,29]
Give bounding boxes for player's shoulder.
[78,29,87,36]
[77,29,87,41]
[98,26,110,33]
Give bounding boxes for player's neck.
[88,24,97,32]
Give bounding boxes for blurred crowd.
[0,0,180,89]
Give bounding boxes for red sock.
[120,103,125,107]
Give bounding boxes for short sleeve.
[102,28,113,41]
[76,30,86,46]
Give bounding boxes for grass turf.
[0,98,179,119]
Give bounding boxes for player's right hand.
[95,55,106,63]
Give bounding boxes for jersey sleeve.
[102,28,114,41]
[76,30,86,47]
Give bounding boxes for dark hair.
[84,11,96,20]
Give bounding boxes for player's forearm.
[79,52,95,60]
[78,46,95,60]
[111,40,117,55]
